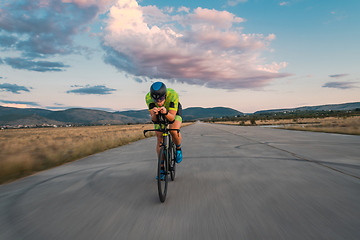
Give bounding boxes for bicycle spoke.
[158,146,168,202]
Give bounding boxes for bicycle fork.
[160,133,174,173]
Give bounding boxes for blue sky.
[0,0,359,113]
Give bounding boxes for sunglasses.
[152,96,165,102]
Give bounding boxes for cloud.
[177,6,190,13]
[228,0,247,7]
[3,57,69,72]
[0,99,40,106]
[279,2,290,6]
[87,106,116,111]
[66,84,116,94]
[334,12,348,21]
[134,77,145,83]
[102,0,292,90]
[325,11,349,24]
[323,81,358,89]
[44,106,68,110]
[0,35,18,48]
[60,0,116,9]
[0,83,30,94]
[164,6,174,14]
[188,7,246,29]
[329,74,349,79]
[124,74,147,83]
[0,0,117,68]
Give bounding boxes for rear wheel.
[157,146,168,202]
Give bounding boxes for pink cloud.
[228,0,247,7]
[61,0,116,9]
[279,2,290,6]
[177,6,190,13]
[189,7,245,29]
[102,0,292,89]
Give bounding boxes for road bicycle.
[144,114,180,202]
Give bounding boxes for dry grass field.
[213,116,360,135]
[0,123,192,184]
[279,116,360,135]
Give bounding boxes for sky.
[0,0,359,113]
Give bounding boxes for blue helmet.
[150,82,167,100]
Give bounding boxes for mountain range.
[254,102,360,114]
[0,106,243,126]
[1,102,359,126]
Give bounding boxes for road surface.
[1,122,359,239]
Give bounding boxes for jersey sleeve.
[168,89,179,112]
[145,92,155,111]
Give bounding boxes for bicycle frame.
[143,114,180,202]
[143,122,180,163]
[143,114,180,143]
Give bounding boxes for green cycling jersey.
[146,88,179,112]
[145,88,182,128]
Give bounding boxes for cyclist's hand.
[159,107,167,115]
[152,108,160,115]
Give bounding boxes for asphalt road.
[1,122,360,240]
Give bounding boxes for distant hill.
[4,114,65,126]
[45,108,145,125]
[0,107,146,126]
[182,107,243,120]
[116,107,243,121]
[116,107,242,121]
[1,101,357,126]
[0,106,242,126]
[0,106,51,117]
[114,109,151,120]
[254,102,360,114]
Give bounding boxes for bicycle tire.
[158,146,168,202]
[170,141,176,181]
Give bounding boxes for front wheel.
[157,146,168,202]
[170,141,176,181]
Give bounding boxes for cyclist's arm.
[149,108,159,122]
[165,109,176,122]
[156,107,176,122]
[150,107,176,122]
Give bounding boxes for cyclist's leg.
[170,102,182,147]
[169,119,182,146]
[170,117,183,163]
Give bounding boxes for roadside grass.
[213,116,360,135]
[0,123,192,185]
[278,116,360,135]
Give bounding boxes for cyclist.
[145,82,183,175]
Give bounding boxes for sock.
[176,144,181,150]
